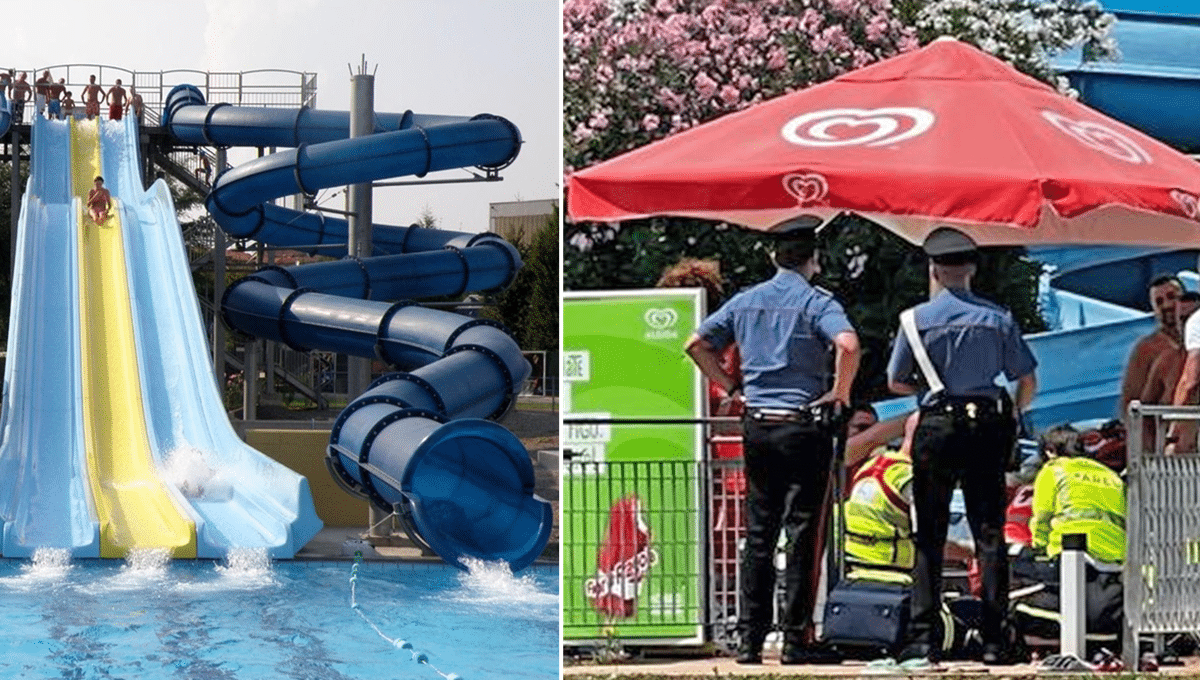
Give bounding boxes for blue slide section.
[0,91,10,137]
[101,117,322,558]
[0,116,99,556]
[163,86,552,570]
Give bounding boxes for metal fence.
[1124,402,1200,668]
[9,64,317,127]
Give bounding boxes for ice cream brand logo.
[644,308,678,340]
[587,495,657,620]
[783,172,829,205]
[1041,111,1152,165]
[781,107,935,148]
[1171,190,1200,220]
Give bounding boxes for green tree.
[0,159,30,348]
[415,204,439,229]
[487,210,559,353]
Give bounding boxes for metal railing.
[1124,402,1200,669]
[5,64,316,127]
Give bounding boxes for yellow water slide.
[70,119,196,558]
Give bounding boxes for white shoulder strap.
[900,307,945,395]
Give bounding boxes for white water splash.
[173,548,278,594]
[162,445,232,500]
[454,557,557,608]
[0,548,73,590]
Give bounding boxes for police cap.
[923,226,978,265]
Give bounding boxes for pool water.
[0,549,559,680]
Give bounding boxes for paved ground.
[563,653,1200,678]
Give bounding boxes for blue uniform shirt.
[887,287,1037,404]
[697,268,853,408]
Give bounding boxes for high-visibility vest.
[1030,456,1126,564]
[844,450,914,581]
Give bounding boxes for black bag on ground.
[823,580,910,654]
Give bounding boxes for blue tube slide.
[163,86,551,570]
[101,116,322,558]
[0,116,99,556]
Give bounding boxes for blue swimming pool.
[0,549,559,679]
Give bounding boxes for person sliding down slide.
[88,176,111,224]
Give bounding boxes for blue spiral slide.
[162,86,551,570]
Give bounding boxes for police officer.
[887,227,1038,668]
[685,226,860,665]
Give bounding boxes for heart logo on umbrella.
[783,172,829,205]
[1041,110,1153,165]
[781,107,935,148]
[1171,189,1200,220]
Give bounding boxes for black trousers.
[739,417,833,645]
[905,409,1013,657]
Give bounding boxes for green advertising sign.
[562,289,705,644]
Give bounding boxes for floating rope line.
[349,552,461,680]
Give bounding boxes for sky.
[14,0,560,232]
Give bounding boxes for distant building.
[489,199,558,244]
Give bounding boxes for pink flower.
[766,46,788,70]
[865,14,890,42]
[694,71,718,99]
[719,84,741,107]
[642,113,661,131]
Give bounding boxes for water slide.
[162,86,552,570]
[0,114,323,559]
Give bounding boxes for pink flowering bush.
[564,0,918,174]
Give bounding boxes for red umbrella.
[568,38,1200,247]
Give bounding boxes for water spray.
[348,551,461,680]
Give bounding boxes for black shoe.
[780,644,842,665]
[736,637,764,664]
[736,645,763,664]
[982,643,1006,665]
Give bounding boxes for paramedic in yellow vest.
[845,412,919,584]
[1030,425,1126,564]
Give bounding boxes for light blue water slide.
[163,86,552,570]
[100,116,322,558]
[0,117,99,557]
[0,90,10,136]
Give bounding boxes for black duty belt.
[746,407,815,424]
[921,394,1011,421]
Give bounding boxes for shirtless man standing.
[10,72,31,125]
[82,75,103,120]
[125,85,144,125]
[47,78,65,119]
[35,70,51,119]
[105,79,127,120]
[88,176,111,224]
[1121,275,1185,416]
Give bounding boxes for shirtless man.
[88,176,111,224]
[82,75,103,120]
[47,78,65,119]
[10,72,31,125]
[34,70,51,118]
[1120,274,1184,416]
[1139,291,1200,450]
[125,85,143,125]
[105,79,127,120]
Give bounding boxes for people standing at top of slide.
[34,70,51,118]
[10,72,31,125]
[47,78,65,120]
[82,75,103,120]
[88,176,111,224]
[105,79,127,120]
